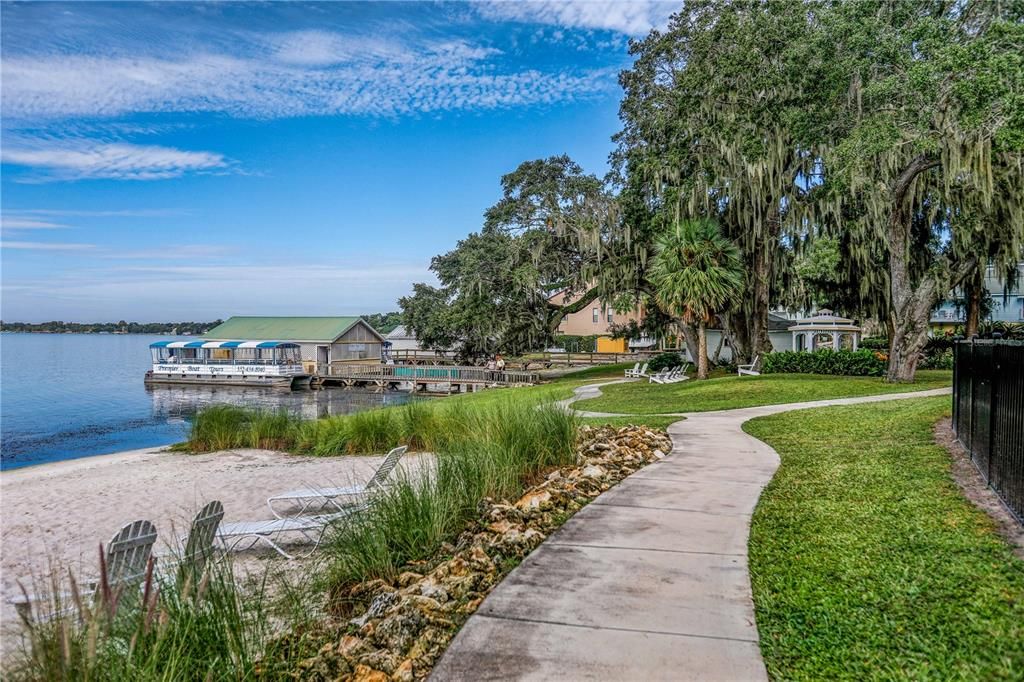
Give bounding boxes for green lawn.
[573,371,952,414]
[443,362,636,408]
[745,397,1024,680]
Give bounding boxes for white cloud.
[1,240,95,251]
[476,1,677,36]
[1,35,611,120]
[0,217,68,230]
[1,142,228,181]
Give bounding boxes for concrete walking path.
[432,385,951,681]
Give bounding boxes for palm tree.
[648,219,745,379]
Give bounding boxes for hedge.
[649,351,684,372]
[762,349,887,376]
[553,335,600,353]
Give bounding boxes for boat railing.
[154,357,302,366]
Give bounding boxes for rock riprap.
[291,425,672,681]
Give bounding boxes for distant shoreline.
[0,330,190,335]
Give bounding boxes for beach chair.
[624,362,640,377]
[266,445,408,518]
[159,500,224,583]
[635,362,650,377]
[216,509,361,560]
[12,519,158,622]
[738,355,761,376]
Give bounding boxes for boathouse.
[204,317,385,375]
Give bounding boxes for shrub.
[762,349,886,376]
[859,336,889,350]
[921,336,954,369]
[648,352,684,372]
[553,334,600,352]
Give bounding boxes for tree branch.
[547,285,602,332]
[892,153,941,205]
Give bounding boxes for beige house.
[550,290,643,351]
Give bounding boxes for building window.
[607,308,614,323]
[593,308,599,324]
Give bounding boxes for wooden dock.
[388,349,661,368]
[317,364,540,392]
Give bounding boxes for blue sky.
[1,1,676,322]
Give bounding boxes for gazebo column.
[852,334,859,351]
[792,333,798,351]
[832,332,840,350]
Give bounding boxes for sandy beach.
[0,446,428,640]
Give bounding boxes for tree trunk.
[885,154,942,383]
[750,208,779,358]
[964,265,983,337]
[680,322,707,368]
[711,326,727,364]
[886,286,934,382]
[725,310,752,364]
[697,321,709,379]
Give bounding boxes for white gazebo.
[788,309,862,352]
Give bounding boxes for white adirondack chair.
[738,355,762,376]
[12,519,159,622]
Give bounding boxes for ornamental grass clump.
[9,552,287,681]
[187,405,256,451]
[322,401,578,589]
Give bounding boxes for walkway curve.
[433,385,951,681]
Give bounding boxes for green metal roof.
[204,316,377,342]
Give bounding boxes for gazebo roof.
[787,309,861,333]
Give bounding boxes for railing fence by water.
[325,364,539,389]
[953,339,1024,523]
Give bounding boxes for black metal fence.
[953,340,1024,523]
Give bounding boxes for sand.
[0,445,429,643]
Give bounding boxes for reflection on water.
[148,384,419,422]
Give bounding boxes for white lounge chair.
[624,362,640,377]
[12,519,159,622]
[649,366,680,384]
[738,355,761,376]
[216,510,360,560]
[664,367,689,384]
[266,445,408,518]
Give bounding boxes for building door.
[317,345,330,375]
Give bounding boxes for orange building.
[549,290,643,352]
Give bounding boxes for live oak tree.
[814,0,1024,381]
[616,0,823,364]
[620,0,1023,381]
[400,157,624,358]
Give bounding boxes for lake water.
[0,333,418,470]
